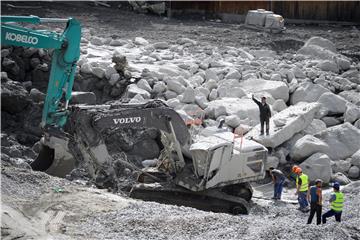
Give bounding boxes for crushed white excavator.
[245,9,286,33]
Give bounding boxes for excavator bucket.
[31,136,76,177]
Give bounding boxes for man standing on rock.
[293,167,310,212]
[307,179,323,225]
[322,182,344,224]
[269,167,286,200]
[252,94,271,136]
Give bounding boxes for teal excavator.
[1,15,268,214]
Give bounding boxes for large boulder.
[125,84,151,99]
[299,153,332,184]
[318,92,348,115]
[348,166,360,179]
[339,90,360,106]
[71,91,96,105]
[206,98,260,124]
[318,60,339,73]
[297,37,337,60]
[331,172,351,185]
[239,79,289,102]
[344,103,360,123]
[1,80,31,114]
[246,102,321,148]
[303,119,327,135]
[304,37,337,53]
[290,82,329,105]
[314,122,360,160]
[331,159,352,174]
[351,149,360,167]
[290,135,330,161]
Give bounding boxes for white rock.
[195,95,208,109]
[105,66,117,79]
[290,135,330,161]
[297,45,337,60]
[250,49,277,59]
[339,90,360,106]
[272,99,287,112]
[336,58,351,71]
[205,69,219,82]
[270,73,282,81]
[304,37,337,53]
[166,98,181,109]
[331,159,352,174]
[318,92,347,114]
[92,67,105,79]
[238,48,254,60]
[109,39,127,46]
[181,87,195,104]
[239,79,289,102]
[265,156,280,170]
[318,60,339,73]
[348,166,360,179]
[71,91,96,105]
[351,150,360,167]
[332,172,351,185]
[292,66,306,79]
[153,81,167,94]
[344,103,360,123]
[126,84,150,99]
[167,79,185,94]
[225,69,241,80]
[299,153,332,184]
[134,37,149,45]
[164,90,177,100]
[80,63,92,74]
[90,36,103,46]
[204,79,218,92]
[207,98,259,124]
[225,115,241,128]
[246,102,321,148]
[177,38,197,45]
[109,73,120,86]
[303,119,327,135]
[208,89,218,101]
[153,42,169,49]
[137,79,152,93]
[290,82,329,105]
[314,122,360,160]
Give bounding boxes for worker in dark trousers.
[307,179,323,225]
[293,166,309,212]
[322,182,344,224]
[269,167,286,200]
[252,94,271,135]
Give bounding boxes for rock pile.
[2,29,360,185]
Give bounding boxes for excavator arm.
[1,15,81,128]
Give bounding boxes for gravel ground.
[2,165,360,240]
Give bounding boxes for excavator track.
[130,182,251,215]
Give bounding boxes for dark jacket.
[252,96,271,120]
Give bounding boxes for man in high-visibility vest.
[293,166,309,212]
[322,182,344,224]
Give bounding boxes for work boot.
[266,131,269,136]
[260,132,264,136]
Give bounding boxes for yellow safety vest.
[296,174,309,192]
[331,192,344,212]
